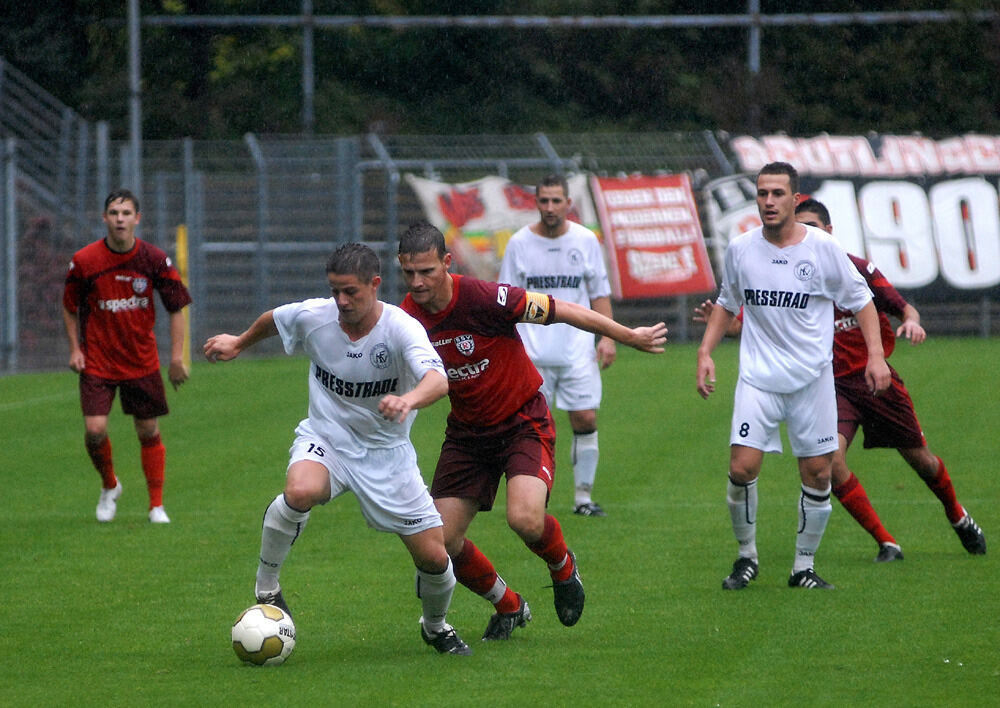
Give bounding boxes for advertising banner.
[706,135,1000,300]
[591,173,716,299]
[404,173,598,280]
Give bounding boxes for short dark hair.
[399,220,447,258]
[536,174,569,197]
[326,243,380,281]
[104,188,140,213]
[795,198,831,227]
[757,162,799,194]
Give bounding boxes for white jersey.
[273,299,445,458]
[499,220,611,367]
[717,225,872,394]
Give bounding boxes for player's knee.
[507,509,544,542]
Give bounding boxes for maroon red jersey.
[401,274,555,427]
[832,254,909,378]
[63,238,192,380]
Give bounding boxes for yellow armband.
[520,291,553,324]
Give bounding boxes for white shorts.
[537,357,602,412]
[288,435,442,536]
[730,366,838,458]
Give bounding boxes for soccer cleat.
[875,543,904,563]
[953,510,987,555]
[96,481,123,522]
[573,502,607,517]
[256,587,293,618]
[482,595,532,641]
[552,550,585,627]
[420,619,472,655]
[788,568,835,589]
[722,557,758,590]
[148,505,171,524]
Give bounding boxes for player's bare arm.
[590,295,618,369]
[896,304,926,344]
[551,298,667,353]
[167,310,189,389]
[378,370,448,423]
[696,304,736,399]
[853,301,891,394]
[204,310,279,362]
[61,306,86,372]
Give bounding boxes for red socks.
[140,434,165,509]
[86,436,117,489]
[833,473,897,546]
[527,514,575,583]
[924,457,963,524]
[452,539,520,613]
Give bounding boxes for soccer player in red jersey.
[794,198,985,559]
[62,189,192,524]
[398,220,667,640]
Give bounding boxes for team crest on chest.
[567,248,583,266]
[369,343,391,369]
[454,334,475,357]
[132,277,149,294]
[794,261,816,281]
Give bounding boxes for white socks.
[416,558,457,634]
[572,431,599,506]
[794,484,832,573]
[256,494,310,595]
[727,477,759,560]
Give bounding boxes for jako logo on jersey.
[132,277,149,294]
[794,260,816,281]
[454,334,475,356]
[447,358,489,380]
[743,289,810,309]
[346,351,362,358]
[771,258,788,264]
[314,364,398,398]
[497,286,508,306]
[99,295,150,313]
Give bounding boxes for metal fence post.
[245,133,271,313]
[2,138,18,371]
[367,133,400,300]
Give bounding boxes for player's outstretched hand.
[896,320,926,345]
[692,299,714,324]
[203,334,241,363]
[629,322,668,353]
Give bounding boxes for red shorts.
[431,391,556,511]
[80,370,169,419]
[836,366,925,449]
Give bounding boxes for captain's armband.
[520,291,554,324]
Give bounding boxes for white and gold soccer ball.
[231,603,296,666]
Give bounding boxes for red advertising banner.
[591,173,716,299]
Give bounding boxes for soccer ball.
[231,603,296,666]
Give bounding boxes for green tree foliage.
[1,1,998,138]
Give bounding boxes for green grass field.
[3,338,997,707]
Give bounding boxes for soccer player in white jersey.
[499,174,615,517]
[696,162,891,590]
[203,243,471,655]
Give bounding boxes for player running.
[398,220,666,640]
[204,243,471,656]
